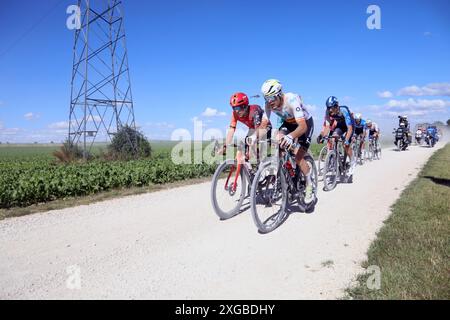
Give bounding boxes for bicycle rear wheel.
[210,160,247,220]
[250,160,288,234]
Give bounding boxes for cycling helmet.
[261,79,283,97]
[367,119,373,126]
[230,92,249,107]
[354,113,362,121]
[326,96,339,109]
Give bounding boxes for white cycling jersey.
[265,92,312,124]
[368,122,379,134]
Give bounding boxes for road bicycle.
[249,140,318,234]
[210,139,269,220]
[323,134,352,191]
[352,135,365,165]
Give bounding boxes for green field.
[0,141,323,210]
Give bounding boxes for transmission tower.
[68,0,137,157]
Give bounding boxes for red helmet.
[230,92,249,107]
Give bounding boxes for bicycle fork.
[224,150,245,194]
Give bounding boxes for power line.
[0,0,66,60]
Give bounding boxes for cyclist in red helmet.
[218,92,271,158]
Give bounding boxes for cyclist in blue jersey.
[353,113,367,158]
[317,96,356,177]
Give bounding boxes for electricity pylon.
[68,0,136,158]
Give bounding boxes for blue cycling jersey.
[427,128,437,137]
[325,105,354,128]
[354,119,367,130]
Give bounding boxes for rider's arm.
[290,118,307,139]
[343,108,353,144]
[225,114,237,145]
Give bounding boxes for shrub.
[108,125,152,160]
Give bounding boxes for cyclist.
[261,79,315,203]
[366,119,380,149]
[218,92,271,161]
[317,96,356,178]
[353,113,367,158]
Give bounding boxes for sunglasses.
[232,106,246,112]
[264,95,277,103]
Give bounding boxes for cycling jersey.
[230,105,270,130]
[265,93,312,124]
[324,105,354,132]
[354,119,367,135]
[368,123,380,136]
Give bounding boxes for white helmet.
[261,79,283,97]
[367,119,372,126]
[354,113,362,121]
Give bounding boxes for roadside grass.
[345,143,450,300]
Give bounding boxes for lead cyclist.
[261,79,315,204]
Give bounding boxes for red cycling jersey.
[230,105,270,130]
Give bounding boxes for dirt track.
[0,143,446,299]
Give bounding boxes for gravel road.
[0,143,445,299]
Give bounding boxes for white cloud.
[201,107,226,117]
[48,121,72,130]
[423,31,432,37]
[386,98,450,111]
[371,98,450,119]
[377,91,394,98]
[0,101,4,107]
[24,112,40,121]
[397,83,450,97]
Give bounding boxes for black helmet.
[326,96,339,109]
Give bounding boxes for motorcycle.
[393,127,409,151]
[424,134,436,148]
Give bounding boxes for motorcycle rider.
[399,115,412,144]
[426,125,438,146]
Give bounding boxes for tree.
[447,119,450,126]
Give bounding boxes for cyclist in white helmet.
[261,79,315,204]
[366,119,380,147]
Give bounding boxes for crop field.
[0,141,322,209]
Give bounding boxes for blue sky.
[0,0,449,142]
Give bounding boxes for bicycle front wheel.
[317,145,328,176]
[210,160,247,220]
[250,160,288,234]
[323,150,339,192]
